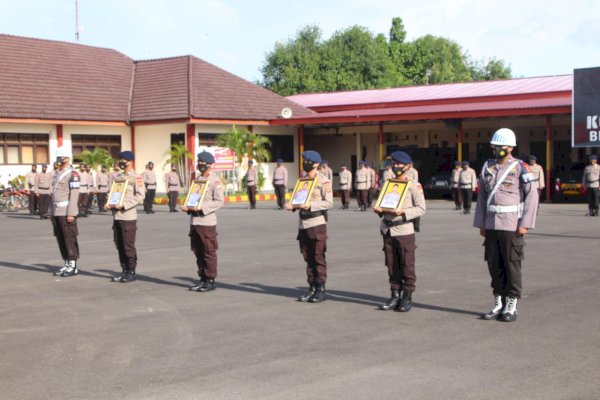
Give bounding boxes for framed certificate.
[290,177,317,208]
[107,178,130,208]
[183,179,208,210]
[375,179,410,211]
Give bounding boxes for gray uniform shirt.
[166,171,181,192]
[34,172,53,195]
[530,164,545,190]
[298,173,334,230]
[582,164,600,188]
[96,173,109,193]
[451,168,461,189]
[473,158,538,231]
[272,166,288,187]
[78,171,89,194]
[339,169,352,190]
[382,169,395,185]
[142,169,157,189]
[355,168,371,190]
[51,167,80,217]
[246,167,258,187]
[380,182,426,236]
[191,173,224,226]
[26,172,37,189]
[113,172,145,221]
[459,167,477,189]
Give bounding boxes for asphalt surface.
[1,200,599,400]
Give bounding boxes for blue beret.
[197,151,215,164]
[118,151,135,161]
[322,160,328,164]
[276,158,284,163]
[528,155,537,161]
[390,151,412,164]
[590,155,598,160]
[302,150,322,163]
[462,160,470,166]
[453,161,460,166]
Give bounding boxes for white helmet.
[490,128,516,147]
[55,146,72,159]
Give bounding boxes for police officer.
[272,159,288,210]
[366,162,377,208]
[50,147,81,277]
[338,164,352,209]
[459,161,477,214]
[355,161,371,211]
[35,164,53,219]
[77,163,90,217]
[245,160,258,209]
[474,128,538,322]
[107,151,145,283]
[382,162,395,185]
[286,150,333,303]
[142,161,157,214]
[86,165,95,214]
[25,164,38,215]
[165,165,181,212]
[320,160,333,181]
[451,161,463,210]
[375,151,426,312]
[582,155,600,216]
[184,151,224,292]
[96,166,109,212]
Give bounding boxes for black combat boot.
[189,279,205,292]
[112,266,127,282]
[309,284,326,303]
[298,285,316,302]
[61,260,79,277]
[396,290,412,312]
[197,279,216,292]
[54,260,69,276]
[379,289,400,310]
[482,295,504,320]
[120,269,136,283]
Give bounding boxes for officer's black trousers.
[588,187,599,212]
[247,185,257,207]
[113,220,137,270]
[52,216,79,261]
[339,189,350,207]
[144,188,156,212]
[382,232,417,292]
[190,225,219,279]
[297,225,328,285]
[452,188,462,207]
[38,194,51,216]
[97,192,107,211]
[274,184,285,208]
[461,189,473,211]
[168,191,178,211]
[484,230,524,299]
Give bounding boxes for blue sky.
[2,0,600,84]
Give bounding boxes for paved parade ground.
[1,200,599,400]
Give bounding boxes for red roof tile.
[288,75,573,110]
[0,34,134,122]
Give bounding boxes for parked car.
[424,175,452,199]
[552,163,587,202]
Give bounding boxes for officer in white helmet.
[473,128,538,322]
[50,146,82,277]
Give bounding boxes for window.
[171,133,185,147]
[264,135,294,162]
[0,133,49,164]
[72,134,121,159]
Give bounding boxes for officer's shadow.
[95,269,190,288]
[0,261,112,279]
[173,277,481,316]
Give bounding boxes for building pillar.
[186,123,195,174]
[457,120,464,161]
[130,125,136,170]
[57,124,63,147]
[298,124,304,175]
[379,122,384,164]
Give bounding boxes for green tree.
[75,148,115,170]
[467,56,512,81]
[163,143,193,189]
[408,35,472,84]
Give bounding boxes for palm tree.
[76,148,115,170]
[216,126,272,190]
[163,143,194,188]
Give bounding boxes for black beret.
[391,151,412,164]
[302,150,322,163]
[118,151,135,161]
[197,151,215,164]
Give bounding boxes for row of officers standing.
[44,127,540,322]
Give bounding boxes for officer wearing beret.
[474,128,538,322]
[374,151,426,312]
[142,161,157,214]
[107,151,145,282]
[77,163,90,217]
[165,164,181,212]
[355,161,371,211]
[51,147,81,277]
[451,161,463,210]
[245,160,258,209]
[96,166,109,212]
[582,155,600,216]
[34,164,53,219]
[338,164,352,209]
[286,150,333,303]
[459,161,477,214]
[272,158,288,210]
[184,151,224,292]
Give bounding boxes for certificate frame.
[289,177,317,209]
[183,179,208,210]
[375,179,410,212]
[107,178,130,208]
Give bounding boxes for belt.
[357,181,366,183]
[299,210,326,220]
[168,184,178,186]
[588,179,599,183]
[55,200,69,207]
[80,184,88,187]
[383,218,408,227]
[39,187,49,190]
[487,204,519,213]
[98,185,107,188]
[459,183,472,187]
